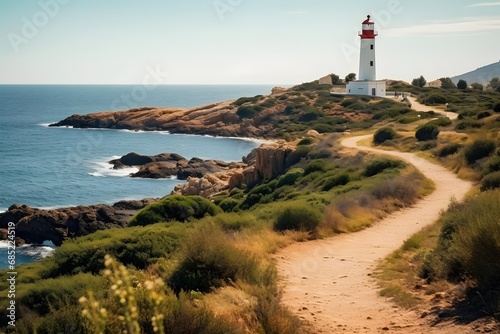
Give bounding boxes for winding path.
[276,135,472,333]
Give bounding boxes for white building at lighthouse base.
[346,80,386,97]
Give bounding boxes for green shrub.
[297,138,314,145]
[233,95,263,106]
[493,103,500,113]
[398,116,419,124]
[415,123,440,141]
[464,139,496,165]
[428,118,452,127]
[322,174,350,191]
[312,123,335,133]
[423,191,500,291]
[277,168,304,187]
[364,158,406,177]
[168,226,261,293]
[483,156,500,175]
[420,92,448,105]
[218,198,240,212]
[273,203,322,236]
[476,111,492,120]
[236,106,263,119]
[481,171,500,191]
[47,225,184,276]
[304,159,328,175]
[455,120,483,130]
[129,196,221,226]
[438,143,463,157]
[373,127,397,144]
[17,273,103,316]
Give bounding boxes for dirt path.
[276,135,473,333]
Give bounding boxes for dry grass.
[323,168,433,234]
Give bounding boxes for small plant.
[464,139,496,165]
[129,195,221,226]
[274,203,322,236]
[481,171,500,191]
[438,143,462,157]
[322,173,350,191]
[415,123,440,141]
[297,138,314,146]
[364,158,406,177]
[373,127,397,144]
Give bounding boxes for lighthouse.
[346,15,386,96]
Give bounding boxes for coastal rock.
[174,142,299,197]
[0,199,156,246]
[110,152,238,180]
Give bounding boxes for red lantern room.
[359,15,377,39]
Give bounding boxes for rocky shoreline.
[1,140,299,246]
[0,199,156,246]
[1,86,309,246]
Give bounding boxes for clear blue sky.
[1,0,499,84]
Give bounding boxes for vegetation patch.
[274,203,322,237]
[373,127,397,144]
[415,123,440,141]
[129,195,221,226]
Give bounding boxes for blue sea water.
[0,84,277,268]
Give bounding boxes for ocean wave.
[88,159,139,178]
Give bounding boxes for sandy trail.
[276,135,472,333]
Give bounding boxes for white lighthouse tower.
[346,15,386,96]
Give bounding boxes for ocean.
[0,84,277,268]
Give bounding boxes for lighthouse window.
[370,44,373,50]
[370,61,374,66]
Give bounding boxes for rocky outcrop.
[0,199,156,246]
[110,152,238,180]
[174,141,299,197]
[49,101,267,137]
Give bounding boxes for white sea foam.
[89,159,139,178]
[0,240,55,260]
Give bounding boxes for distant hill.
[451,61,500,84]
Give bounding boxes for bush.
[398,116,419,124]
[420,93,448,105]
[428,118,452,127]
[438,143,462,157]
[304,159,328,175]
[129,196,221,226]
[233,95,263,106]
[322,174,350,191]
[493,103,500,113]
[16,273,103,315]
[476,111,492,120]
[423,191,500,293]
[297,138,314,146]
[312,123,335,133]
[236,106,263,119]
[463,139,496,165]
[47,224,184,276]
[415,123,440,141]
[373,127,397,144]
[274,203,322,236]
[481,171,500,191]
[218,198,240,212]
[168,225,261,293]
[483,156,500,175]
[277,168,304,187]
[364,158,406,177]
